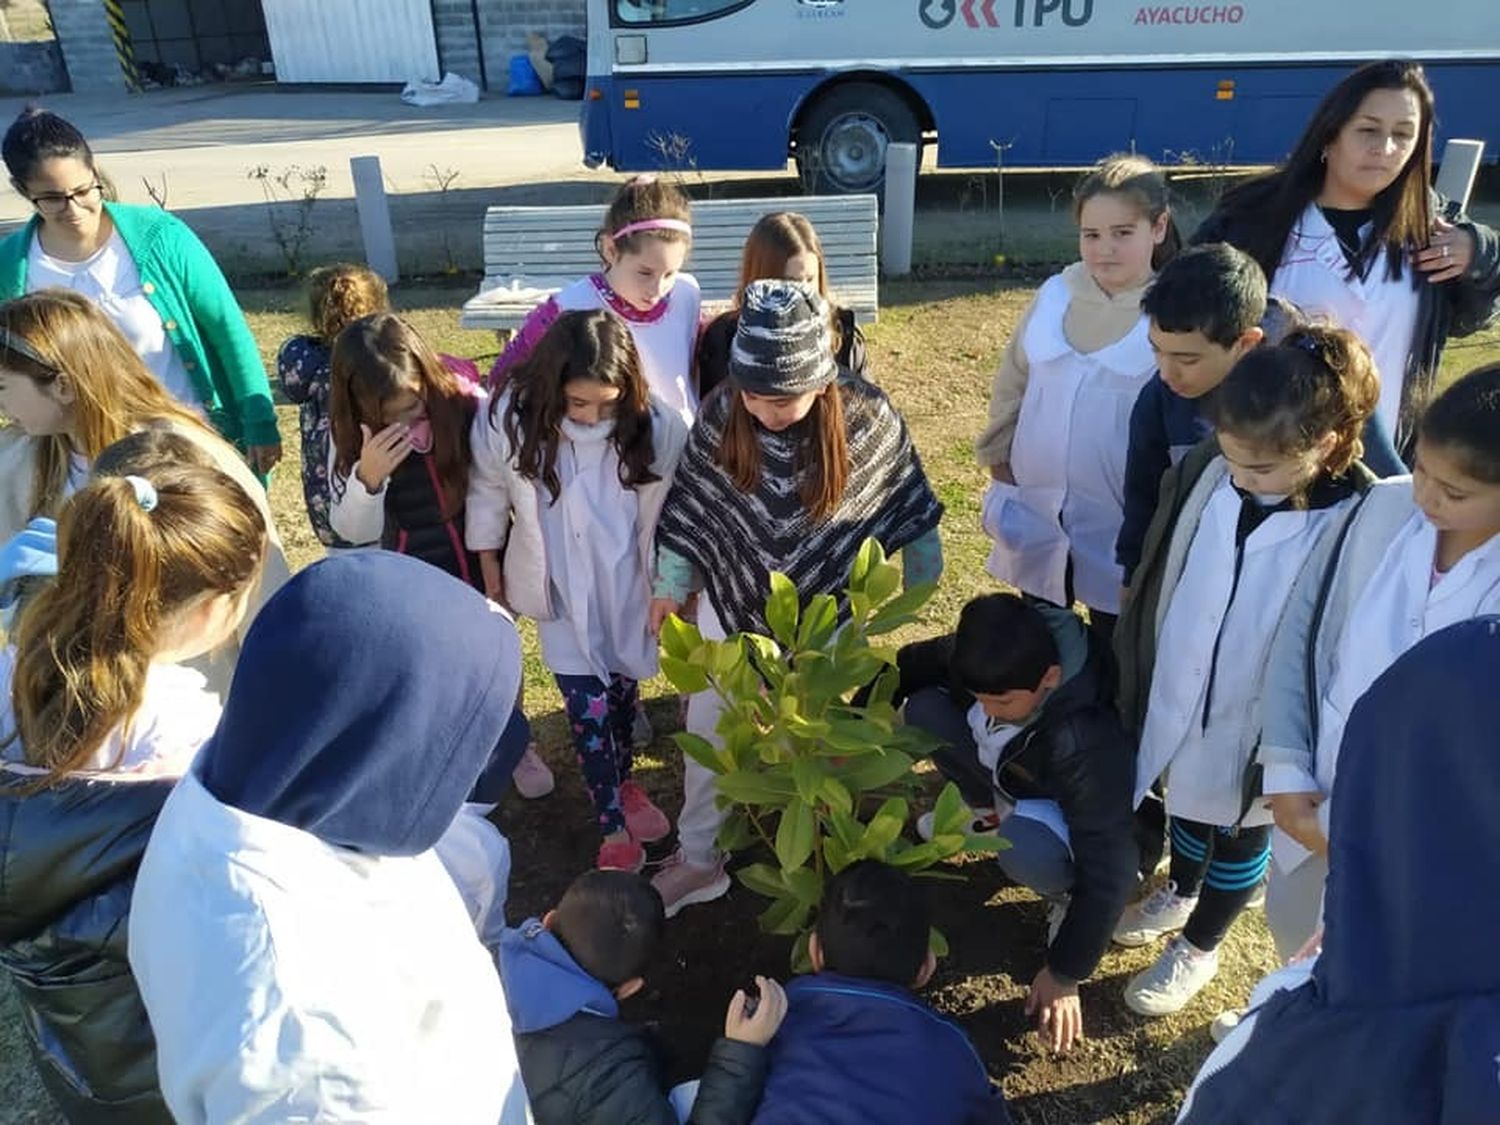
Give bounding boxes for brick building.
[14,0,584,95]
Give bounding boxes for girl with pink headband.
[486,177,700,427]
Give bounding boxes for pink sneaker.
[598,835,645,873]
[620,780,671,843]
[511,744,554,800]
[651,849,730,918]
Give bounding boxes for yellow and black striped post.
[102,0,141,93]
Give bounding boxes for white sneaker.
[1245,877,1267,910]
[1112,880,1198,947]
[916,806,1000,842]
[1210,1007,1244,1043]
[1124,937,1219,1016]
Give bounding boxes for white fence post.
[881,142,918,277]
[350,155,398,282]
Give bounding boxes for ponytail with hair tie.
[124,475,157,512]
[1209,322,1380,478]
[7,462,267,787]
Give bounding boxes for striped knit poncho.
[656,378,943,637]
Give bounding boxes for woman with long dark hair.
[1195,60,1500,473]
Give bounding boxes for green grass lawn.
[4,277,1492,1125]
[224,277,1495,1122]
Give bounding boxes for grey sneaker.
[1124,936,1219,1016]
[650,850,730,919]
[1113,880,1198,947]
[915,807,1000,842]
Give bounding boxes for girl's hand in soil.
[724,976,786,1046]
[648,597,681,636]
[1026,967,1082,1055]
[356,422,414,493]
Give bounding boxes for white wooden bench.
[460,194,879,332]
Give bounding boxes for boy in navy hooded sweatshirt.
[500,870,787,1124]
[753,861,1011,1125]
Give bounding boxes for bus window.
[615,0,749,25]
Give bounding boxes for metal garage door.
[262,0,440,84]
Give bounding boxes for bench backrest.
[480,194,879,321]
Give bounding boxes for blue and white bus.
[580,0,1498,192]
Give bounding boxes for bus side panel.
[581,77,613,169]
[913,62,1500,169]
[596,73,814,172]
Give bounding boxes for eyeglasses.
[28,183,103,216]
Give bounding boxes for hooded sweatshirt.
[1179,616,1500,1125]
[128,552,529,1124]
[499,919,769,1125]
[753,972,1010,1125]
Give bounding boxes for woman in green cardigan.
[1,108,281,474]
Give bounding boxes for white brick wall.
[477,0,585,90]
[431,0,586,91]
[432,0,484,86]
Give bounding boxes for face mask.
[406,418,433,454]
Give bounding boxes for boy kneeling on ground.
[499,870,786,1124]
[901,593,1138,1054]
[752,860,1011,1124]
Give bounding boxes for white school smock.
[1271,516,1500,871]
[1270,205,1421,438]
[28,232,204,413]
[1136,475,1350,828]
[128,772,528,1125]
[0,648,220,782]
[554,274,701,425]
[983,271,1154,612]
[534,414,658,684]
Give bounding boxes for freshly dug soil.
[497,700,1278,1125]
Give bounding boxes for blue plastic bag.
[507,53,544,97]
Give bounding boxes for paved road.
[0,84,620,274]
[0,85,588,213]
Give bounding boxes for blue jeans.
[904,685,1074,901]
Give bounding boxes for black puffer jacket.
[0,772,173,1123]
[1194,182,1500,462]
[380,450,482,590]
[500,920,768,1125]
[519,1014,767,1125]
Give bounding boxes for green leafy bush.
[659,539,1005,969]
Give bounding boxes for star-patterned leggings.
[554,673,640,836]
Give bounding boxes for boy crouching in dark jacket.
[499,870,787,1125]
[753,861,1011,1125]
[900,593,1138,1054]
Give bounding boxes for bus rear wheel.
[797,82,921,196]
